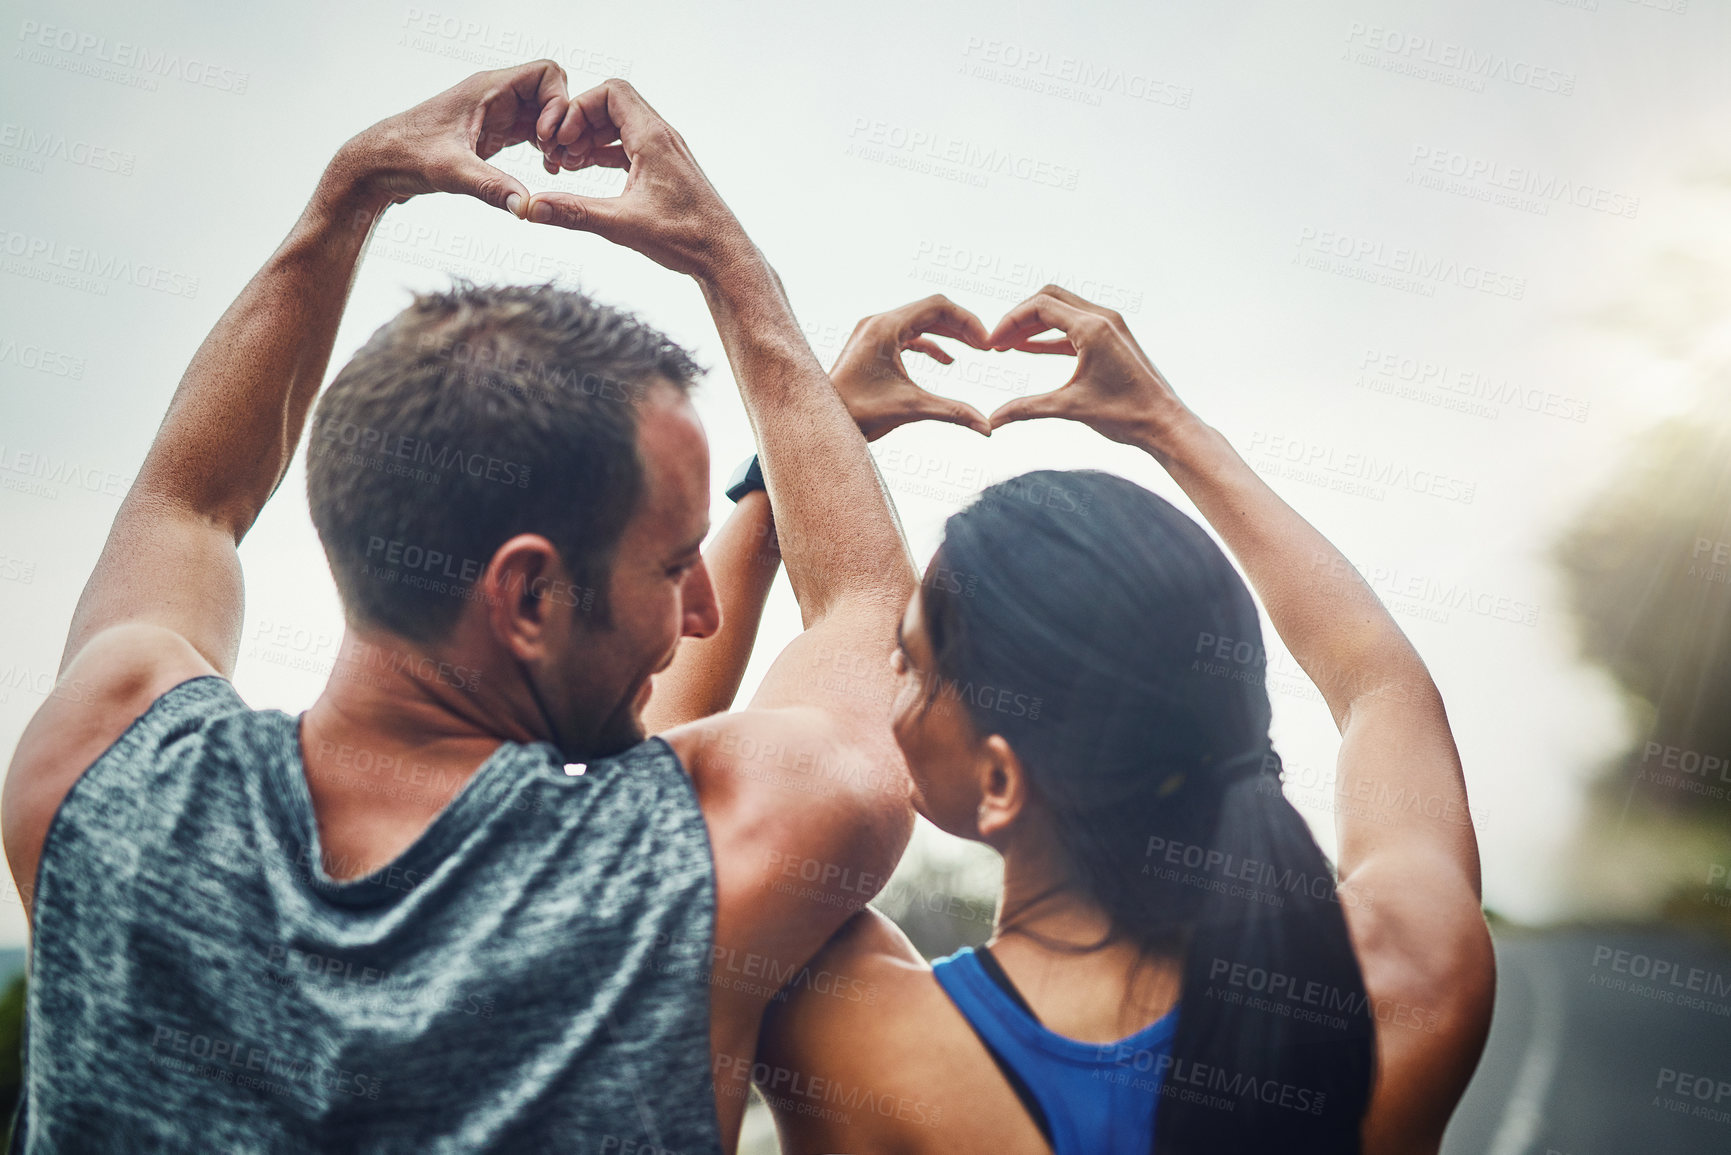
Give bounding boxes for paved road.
[1443,926,1731,1155]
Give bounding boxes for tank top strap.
[930,946,1180,1155]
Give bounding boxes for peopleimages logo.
[846,117,1081,191]
[14,20,250,94]
[1355,348,1591,425]
[0,122,135,175]
[0,228,200,299]
[0,334,85,379]
[398,8,633,78]
[312,416,532,488]
[1294,227,1525,301]
[1407,145,1639,220]
[957,37,1192,110]
[1342,23,1575,96]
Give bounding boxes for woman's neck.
[987,837,1184,1041]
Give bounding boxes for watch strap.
[724,454,767,503]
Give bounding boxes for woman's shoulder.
[763,908,940,1046]
[758,911,1051,1154]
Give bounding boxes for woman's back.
[760,911,1188,1154]
[761,888,1489,1155]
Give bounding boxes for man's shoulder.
[4,624,242,918]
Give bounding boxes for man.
[2,60,989,1152]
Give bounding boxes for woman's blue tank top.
[931,946,1179,1154]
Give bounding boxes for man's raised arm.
[4,61,579,912]
[641,303,993,733]
[529,82,948,632]
[524,84,995,1144]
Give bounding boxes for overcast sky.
[2,0,1728,944]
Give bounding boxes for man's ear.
[975,734,1031,843]
[479,534,569,661]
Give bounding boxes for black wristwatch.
[724,454,767,503]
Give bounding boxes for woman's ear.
[974,734,1030,844]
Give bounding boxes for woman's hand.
[985,284,1193,449]
[830,296,994,442]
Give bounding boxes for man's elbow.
[840,772,916,902]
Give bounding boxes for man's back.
[20,676,721,1154]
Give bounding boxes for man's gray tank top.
[18,676,723,1154]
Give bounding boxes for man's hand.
[520,78,753,279]
[329,59,581,218]
[985,284,1192,448]
[830,297,993,441]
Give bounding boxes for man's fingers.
[567,77,663,160]
[471,59,566,152]
[579,144,630,170]
[904,337,953,365]
[535,94,570,148]
[988,387,1073,431]
[443,153,533,218]
[525,190,622,238]
[553,96,589,147]
[535,141,628,174]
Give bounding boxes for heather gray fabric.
[19,675,722,1154]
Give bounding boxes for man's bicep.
[62,495,246,677]
[745,596,903,725]
[673,709,913,975]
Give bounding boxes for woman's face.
[890,586,992,839]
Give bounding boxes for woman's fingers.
[986,291,1093,350]
[900,295,992,350]
[1009,337,1077,356]
[903,336,953,364]
[987,387,1074,431]
[913,388,990,436]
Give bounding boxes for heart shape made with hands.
[463,72,1166,442]
[829,287,1166,448]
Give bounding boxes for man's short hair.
[306,281,701,643]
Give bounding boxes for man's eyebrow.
[673,525,709,558]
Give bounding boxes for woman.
[748,287,1495,1154]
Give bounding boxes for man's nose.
[684,558,721,639]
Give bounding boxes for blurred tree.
[0,971,23,1145]
[1555,401,1731,818]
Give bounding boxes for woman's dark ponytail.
[925,470,1376,1155]
[1155,761,1375,1153]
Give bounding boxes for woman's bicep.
[1331,689,1481,894]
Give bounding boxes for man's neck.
[295,628,540,879]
